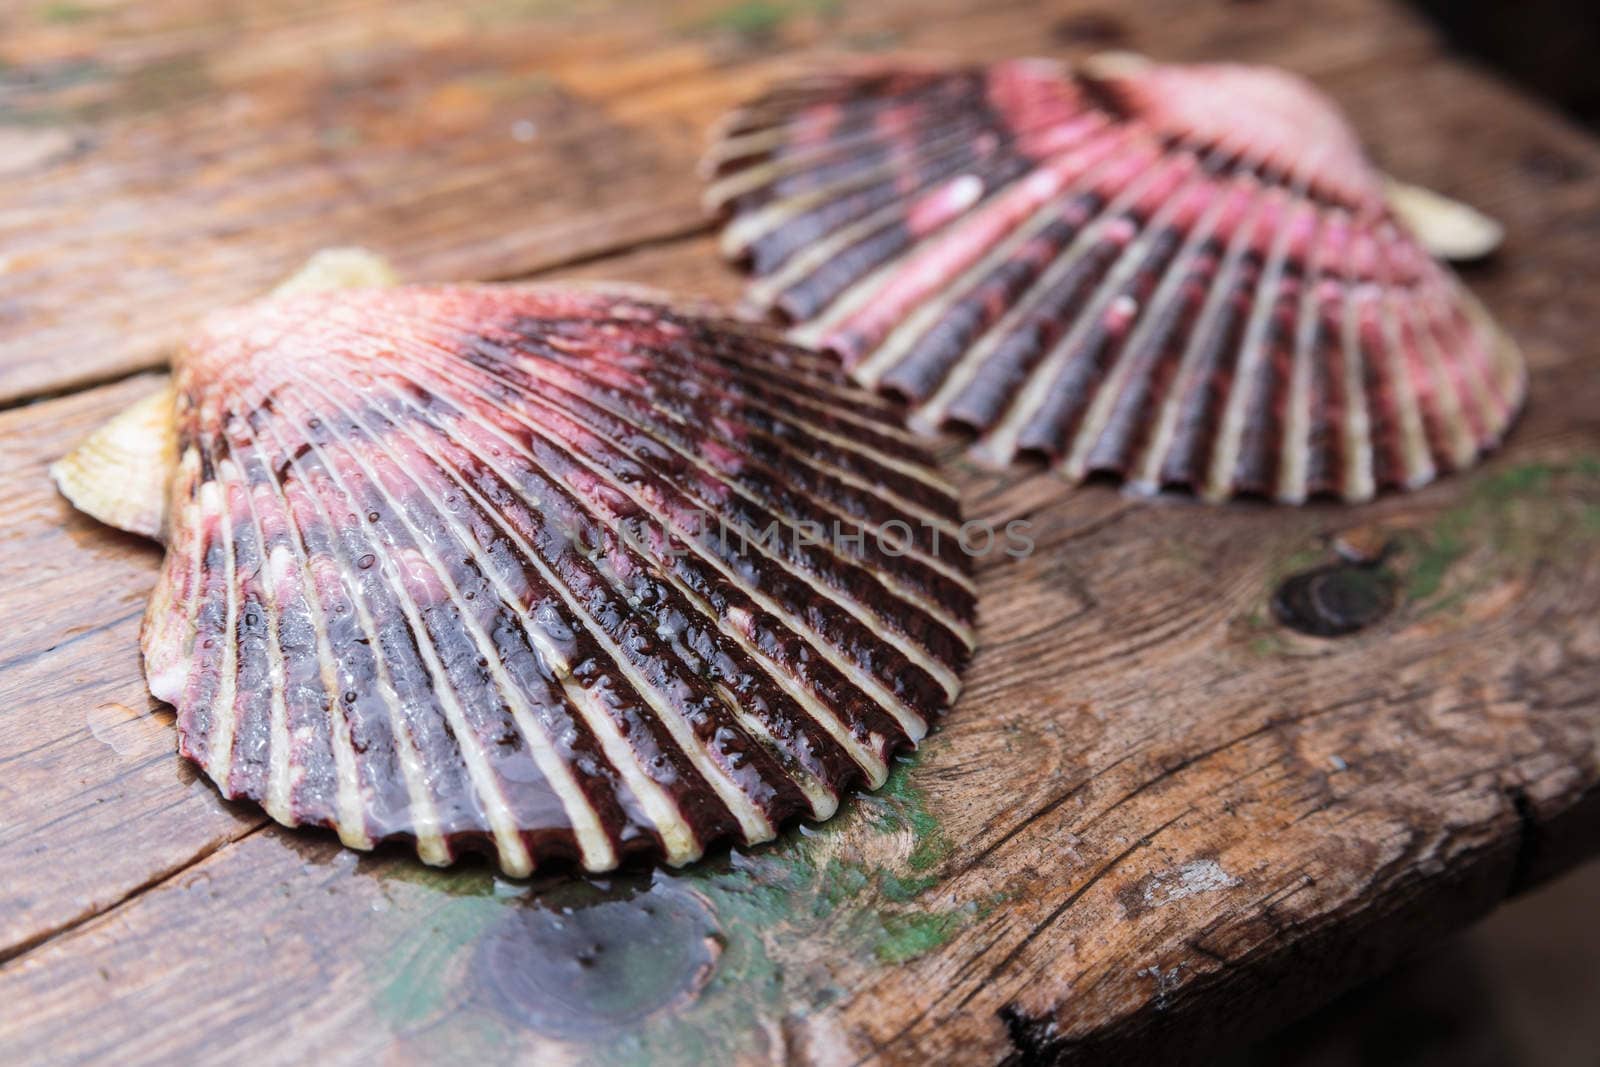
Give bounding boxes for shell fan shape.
[707,56,1526,503]
[143,286,975,876]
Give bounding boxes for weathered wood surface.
[1,0,1599,1064]
[0,0,1437,404]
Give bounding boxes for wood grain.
[0,0,1436,405]
[0,0,1598,1064]
[0,375,265,961]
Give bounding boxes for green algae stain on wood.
[1400,457,1600,612]
[606,754,980,1063]
[371,866,523,1026]
[363,752,983,1064]
[38,1,96,24]
[873,909,969,964]
[697,0,842,34]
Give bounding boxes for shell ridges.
[143,285,974,874]
[708,56,1526,503]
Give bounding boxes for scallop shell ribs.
[143,286,975,874]
[706,56,1526,502]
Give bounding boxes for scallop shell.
[48,250,400,540]
[137,285,974,875]
[706,55,1526,503]
[51,384,177,540]
[1382,178,1504,261]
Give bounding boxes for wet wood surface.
[1,1,1598,1064]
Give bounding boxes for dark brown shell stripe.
[142,286,974,875]
[707,57,1526,503]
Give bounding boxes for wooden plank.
[3,90,1600,1060]
[2,369,1597,1064]
[0,375,263,961]
[1,0,1599,1063]
[0,0,1438,404]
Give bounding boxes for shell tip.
[1384,178,1504,261]
[416,839,453,868]
[53,383,176,541]
[904,408,945,437]
[1082,50,1153,81]
[967,437,1018,471]
[336,826,376,851]
[270,247,400,298]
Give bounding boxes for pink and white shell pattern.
[138,285,975,875]
[707,56,1525,503]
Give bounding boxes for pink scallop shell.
[144,285,974,874]
[706,57,1525,502]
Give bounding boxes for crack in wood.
[0,221,716,413]
[0,821,268,966]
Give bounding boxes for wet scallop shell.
[50,249,400,540]
[51,384,177,540]
[133,285,974,875]
[706,55,1526,503]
